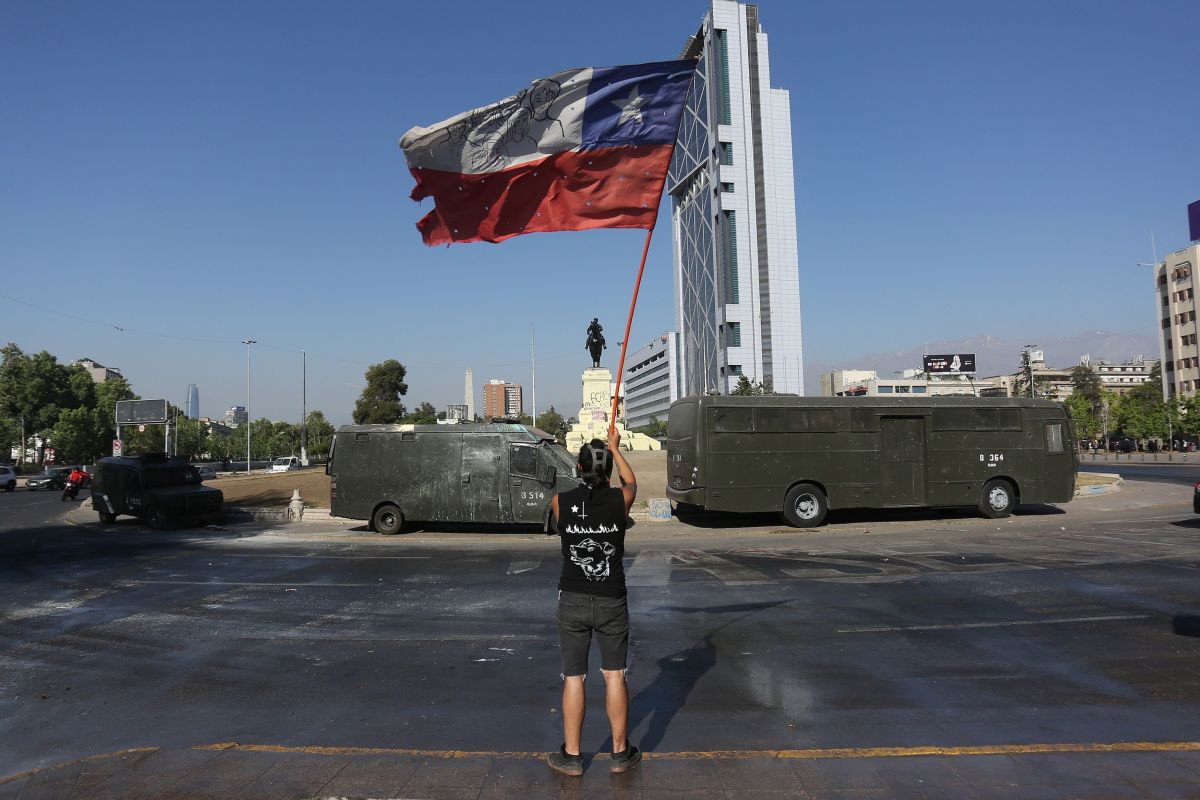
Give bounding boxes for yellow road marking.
[196,740,1200,760]
[8,740,1200,785]
[0,747,159,786]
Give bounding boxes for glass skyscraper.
[668,0,804,396]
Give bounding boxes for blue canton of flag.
[580,60,695,150]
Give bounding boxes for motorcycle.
[61,479,81,501]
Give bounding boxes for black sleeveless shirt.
[557,482,627,598]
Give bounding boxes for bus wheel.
[372,504,404,535]
[99,512,117,525]
[979,479,1014,519]
[783,483,827,527]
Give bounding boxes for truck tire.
[979,479,1014,519]
[99,512,117,525]
[372,504,404,535]
[148,507,167,530]
[782,483,827,527]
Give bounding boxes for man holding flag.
[400,56,695,775]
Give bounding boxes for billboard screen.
[116,399,168,424]
[923,354,976,374]
[1190,199,1200,243]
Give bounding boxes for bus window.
[754,408,785,432]
[998,409,1022,431]
[1045,423,1065,453]
[714,408,753,433]
[668,402,696,438]
[850,408,878,432]
[787,408,835,432]
[972,409,998,431]
[933,408,973,431]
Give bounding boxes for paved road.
[1079,460,1200,486]
[4,482,1200,797]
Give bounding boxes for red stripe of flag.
[412,145,673,245]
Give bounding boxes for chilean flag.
[400,60,696,246]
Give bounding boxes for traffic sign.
[113,439,123,457]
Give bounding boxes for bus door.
[1042,418,1074,500]
[880,417,926,505]
[461,434,502,522]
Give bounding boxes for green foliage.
[536,406,567,443]
[353,360,408,424]
[175,417,208,461]
[304,411,335,458]
[634,415,669,439]
[730,375,775,396]
[1012,350,1052,398]
[1069,365,1103,406]
[1108,365,1173,441]
[401,401,438,425]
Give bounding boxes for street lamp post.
[242,340,256,474]
[301,350,308,466]
[1023,344,1038,398]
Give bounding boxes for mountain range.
[803,330,1160,392]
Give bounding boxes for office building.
[184,384,200,419]
[1093,357,1157,395]
[484,380,523,418]
[622,332,681,430]
[821,369,991,398]
[224,405,248,427]
[1154,242,1200,398]
[668,0,804,397]
[74,358,122,383]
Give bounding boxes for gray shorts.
[556,590,629,676]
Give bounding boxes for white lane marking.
[671,549,771,585]
[124,580,385,587]
[1071,533,1196,550]
[198,552,431,559]
[838,614,1150,634]
[507,558,541,574]
[625,550,673,587]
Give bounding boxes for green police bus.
[665,395,1076,526]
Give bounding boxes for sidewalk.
[5,741,1200,799]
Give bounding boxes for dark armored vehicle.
[90,453,224,528]
[667,395,1076,526]
[328,423,580,534]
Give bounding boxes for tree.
[730,375,773,396]
[1114,364,1172,442]
[1069,364,1103,406]
[634,415,668,439]
[402,401,437,425]
[536,406,567,443]
[175,417,208,461]
[305,411,336,458]
[353,360,408,424]
[1012,350,1051,399]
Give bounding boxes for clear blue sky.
[3,0,1197,425]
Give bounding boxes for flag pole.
[609,226,656,436]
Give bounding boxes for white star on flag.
[613,85,649,126]
[571,505,579,513]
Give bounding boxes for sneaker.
[609,744,642,773]
[547,745,584,776]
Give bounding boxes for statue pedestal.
[565,367,662,453]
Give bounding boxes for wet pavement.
[3,480,1200,797]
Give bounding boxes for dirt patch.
[1077,472,1120,488]
[209,469,330,508]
